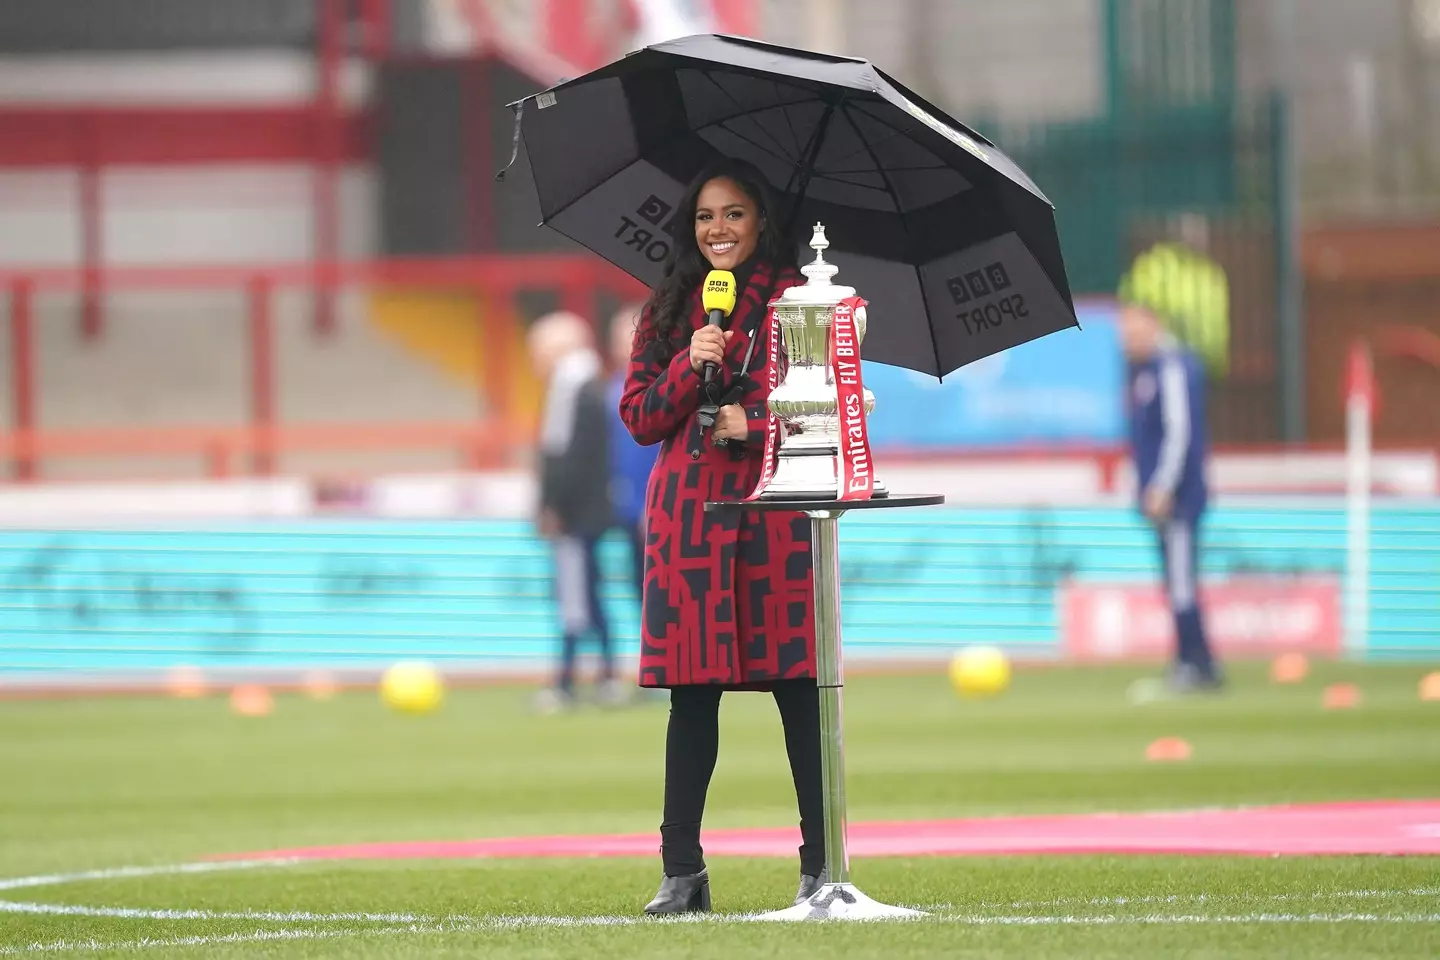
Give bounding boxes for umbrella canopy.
[505,33,1078,378]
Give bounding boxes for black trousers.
[660,678,825,878]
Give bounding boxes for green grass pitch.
[2,661,1438,958]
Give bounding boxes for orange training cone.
[166,665,207,699]
[1323,683,1360,710]
[230,684,274,717]
[303,670,340,701]
[1145,737,1193,761]
[1270,652,1310,684]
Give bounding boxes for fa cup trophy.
[757,224,887,501]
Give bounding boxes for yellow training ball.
[949,645,1011,698]
[380,661,444,715]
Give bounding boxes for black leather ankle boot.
[644,870,712,915]
[794,865,828,905]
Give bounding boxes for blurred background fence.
[3,0,1438,468]
[4,503,1438,685]
[0,0,1438,683]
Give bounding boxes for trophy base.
[752,883,926,922]
[758,449,888,501]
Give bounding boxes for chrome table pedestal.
[706,493,944,921]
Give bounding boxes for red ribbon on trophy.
[743,303,784,502]
[832,296,874,501]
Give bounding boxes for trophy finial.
[810,223,829,252]
[802,222,839,287]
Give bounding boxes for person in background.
[527,311,622,712]
[607,303,659,600]
[1117,248,1224,693]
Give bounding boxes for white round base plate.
[752,883,927,922]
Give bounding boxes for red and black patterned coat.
[620,260,815,689]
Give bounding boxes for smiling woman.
[639,159,796,359]
[693,177,760,272]
[616,158,832,914]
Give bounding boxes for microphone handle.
[701,307,726,384]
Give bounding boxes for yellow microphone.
[700,270,737,385]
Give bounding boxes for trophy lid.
[775,223,856,307]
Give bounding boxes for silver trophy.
[760,224,888,501]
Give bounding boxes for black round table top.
[704,493,945,513]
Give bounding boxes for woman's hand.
[689,326,733,373]
[712,404,748,442]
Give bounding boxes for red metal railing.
[0,0,385,344]
[2,254,646,482]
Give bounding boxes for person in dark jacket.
[1118,252,1224,693]
[606,303,659,599]
[528,311,618,712]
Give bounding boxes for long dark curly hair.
[640,158,797,360]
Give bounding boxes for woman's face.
[694,176,761,272]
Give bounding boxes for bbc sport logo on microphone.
[702,271,737,317]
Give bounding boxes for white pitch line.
[0,859,299,893]
[1,855,1436,956]
[940,912,1440,927]
[4,910,1440,953]
[4,886,1433,925]
[0,918,653,956]
[0,901,423,923]
[979,885,1440,911]
[0,925,375,955]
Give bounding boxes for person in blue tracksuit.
[607,303,659,598]
[1118,292,1224,692]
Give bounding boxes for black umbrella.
[500,34,1078,378]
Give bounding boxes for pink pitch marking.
[215,800,1440,863]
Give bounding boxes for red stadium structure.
[2,1,1435,494]
[0,1,690,481]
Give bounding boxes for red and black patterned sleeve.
[619,304,704,446]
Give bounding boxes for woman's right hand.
[689,326,733,373]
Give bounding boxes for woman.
[619,159,825,914]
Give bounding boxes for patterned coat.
[620,260,815,689]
